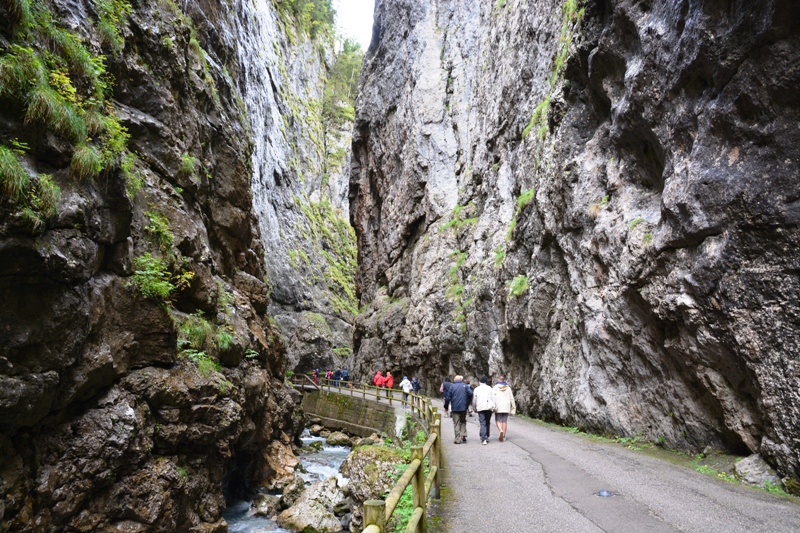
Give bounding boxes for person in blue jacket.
[444,375,473,444]
[411,376,421,394]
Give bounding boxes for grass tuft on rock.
[70,144,103,180]
[0,145,30,201]
[507,274,529,298]
[25,83,87,142]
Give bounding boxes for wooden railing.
[291,373,319,390]
[290,376,442,533]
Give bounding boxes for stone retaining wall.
[301,391,400,439]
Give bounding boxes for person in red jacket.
[374,370,385,387]
[384,371,394,398]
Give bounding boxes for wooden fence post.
[431,415,441,499]
[411,446,427,533]
[364,500,386,532]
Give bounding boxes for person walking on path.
[444,375,473,444]
[441,376,453,417]
[472,376,496,445]
[492,375,516,441]
[384,371,394,397]
[465,378,475,417]
[400,376,413,407]
[411,376,421,394]
[373,370,384,387]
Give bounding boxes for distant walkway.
[430,398,800,532]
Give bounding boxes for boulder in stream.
[326,431,353,447]
[352,433,384,448]
[277,477,345,533]
[251,493,280,518]
[279,475,306,510]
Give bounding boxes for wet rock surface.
[349,0,800,489]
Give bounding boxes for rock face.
[241,0,360,375]
[349,0,800,488]
[0,0,319,529]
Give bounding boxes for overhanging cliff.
[349,0,800,489]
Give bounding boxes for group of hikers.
[324,368,515,445]
[373,371,421,404]
[310,368,350,387]
[441,375,516,445]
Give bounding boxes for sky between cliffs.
[335,0,375,50]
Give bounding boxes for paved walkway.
[431,398,800,533]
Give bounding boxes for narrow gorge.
[1,0,799,530]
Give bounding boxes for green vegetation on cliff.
[274,0,335,41]
[323,38,362,126]
[297,196,359,315]
[0,0,137,231]
[521,0,584,142]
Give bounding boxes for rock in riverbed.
[277,477,345,533]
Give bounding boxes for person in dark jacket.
[441,376,453,417]
[444,375,473,444]
[411,376,421,394]
[333,369,342,387]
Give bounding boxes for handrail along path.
[291,376,442,533]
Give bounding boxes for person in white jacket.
[492,375,516,442]
[472,376,496,445]
[399,376,413,407]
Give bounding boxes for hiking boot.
[462,436,467,442]
[454,440,461,444]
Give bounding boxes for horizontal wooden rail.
[289,374,442,533]
[424,466,438,495]
[421,432,436,458]
[384,458,421,520]
[404,507,424,533]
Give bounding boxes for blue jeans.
[478,410,493,441]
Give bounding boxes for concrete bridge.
[295,379,800,532]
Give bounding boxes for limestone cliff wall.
[243,1,358,376]
[0,0,321,529]
[349,0,800,488]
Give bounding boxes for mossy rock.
[339,445,404,503]
[325,431,352,447]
